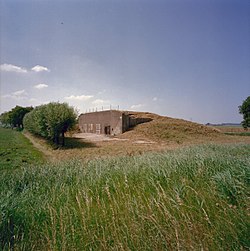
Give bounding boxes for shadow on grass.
[58,137,96,149]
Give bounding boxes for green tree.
[23,105,48,137]
[0,106,33,129]
[45,102,77,145]
[239,96,250,129]
[24,102,77,146]
[0,112,11,127]
[10,106,33,128]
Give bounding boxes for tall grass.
[1,144,249,250]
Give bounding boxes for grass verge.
[0,144,249,250]
[0,128,45,170]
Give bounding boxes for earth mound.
[120,111,220,143]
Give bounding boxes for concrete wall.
[79,110,124,136]
[78,110,152,136]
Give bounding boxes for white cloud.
[130,104,144,109]
[64,95,93,101]
[13,89,27,96]
[152,97,158,101]
[34,83,49,89]
[28,98,47,106]
[0,63,27,73]
[97,89,106,95]
[29,98,38,102]
[31,65,50,72]
[1,94,12,99]
[2,89,28,100]
[0,63,50,73]
[92,99,110,105]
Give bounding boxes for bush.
[23,102,77,146]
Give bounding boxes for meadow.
[212,125,250,137]
[0,128,249,250]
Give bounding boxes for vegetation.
[239,96,250,129]
[121,113,220,143]
[0,106,33,129]
[1,143,249,250]
[0,112,10,127]
[23,102,77,146]
[224,132,250,136]
[0,128,44,171]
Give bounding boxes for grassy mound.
[120,112,220,143]
[1,144,249,250]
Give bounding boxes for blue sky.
[1,0,249,123]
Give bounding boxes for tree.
[45,102,77,145]
[23,102,77,146]
[0,106,33,129]
[239,96,250,129]
[23,104,48,137]
[10,106,33,128]
[0,112,11,127]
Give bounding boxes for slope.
[120,112,220,143]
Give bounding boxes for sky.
[0,0,249,124]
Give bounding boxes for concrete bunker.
[78,110,152,136]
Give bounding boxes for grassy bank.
[0,128,44,170]
[1,144,250,250]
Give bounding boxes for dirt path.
[23,131,57,162]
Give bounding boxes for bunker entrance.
[104,126,111,135]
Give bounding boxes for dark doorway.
[104,126,111,135]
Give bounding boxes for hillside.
[120,112,220,143]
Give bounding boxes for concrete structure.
[78,110,151,136]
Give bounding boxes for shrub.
[23,102,77,146]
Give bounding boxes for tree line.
[0,106,33,129]
[0,102,77,146]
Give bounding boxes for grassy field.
[0,138,249,250]
[211,125,250,135]
[0,128,44,170]
[224,132,250,136]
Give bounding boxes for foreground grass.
[1,144,250,250]
[0,128,44,170]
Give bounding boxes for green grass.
[1,143,249,250]
[0,128,44,170]
[224,132,250,136]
